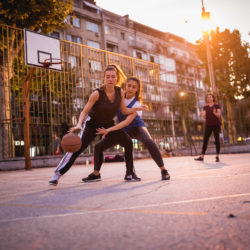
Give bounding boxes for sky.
[96,0,250,44]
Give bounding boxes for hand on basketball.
[69,125,83,133]
[96,127,111,138]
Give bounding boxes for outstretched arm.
[69,91,99,133]
[119,89,148,115]
[96,112,137,138]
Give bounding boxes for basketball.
[61,133,82,153]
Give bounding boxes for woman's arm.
[119,89,148,115]
[200,110,206,119]
[96,112,137,138]
[213,107,221,118]
[69,91,99,132]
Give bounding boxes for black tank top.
[88,86,121,123]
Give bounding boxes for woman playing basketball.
[96,76,170,180]
[49,65,147,185]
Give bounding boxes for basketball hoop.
[43,58,62,69]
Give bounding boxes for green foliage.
[0,0,73,33]
[196,28,250,101]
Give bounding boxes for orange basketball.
[61,133,82,153]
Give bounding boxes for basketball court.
[0,154,250,249]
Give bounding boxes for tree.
[0,0,73,159]
[196,28,250,144]
[173,91,197,147]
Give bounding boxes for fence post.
[22,67,35,170]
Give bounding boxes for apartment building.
[55,0,206,147]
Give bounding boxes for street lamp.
[201,0,218,99]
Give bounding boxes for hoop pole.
[22,67,35,170]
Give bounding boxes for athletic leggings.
[55,118,134,176]
[127,126,164,168]
[201,125,220,155]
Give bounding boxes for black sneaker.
[82,173,101,182]
[161,169,170,180]
[124,172,141,182]
[194,156,204,161]
[49,179,58,186]
[216,156,220,162]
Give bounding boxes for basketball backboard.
[24,29,62,71]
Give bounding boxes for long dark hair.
[126,76,143,102]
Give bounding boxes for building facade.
[52,0,207,148]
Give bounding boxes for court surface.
[0,153,250,250]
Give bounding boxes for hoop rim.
[43,58,62,68]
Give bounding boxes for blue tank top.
[117,97,145,132]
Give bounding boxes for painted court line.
[0,192,249,223]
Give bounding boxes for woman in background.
[194,93,221,162]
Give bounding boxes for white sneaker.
[49,171,61,186]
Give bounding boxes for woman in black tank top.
[49,65,148,185]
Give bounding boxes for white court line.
[0,192,250,223]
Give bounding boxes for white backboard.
[24,29,62,71]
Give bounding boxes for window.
[128,35,134,46]
[149,56,155,63]
[68,55,77,68]
[121,32,125,40]
[72,17,80,28]
[87,40,100,49]
[160,73,177,84]
[67,16,81,28]
[86,21,99,33]
[66,35,82,44]
[105,25,116,37]
[133,50,147,60]
[136,52,142,59]
[50,32,60,39]
[89,60,102,72]
[73,0,82,8]
[90,79,102,89]
[106,43,118,53]
[159,56,176,72]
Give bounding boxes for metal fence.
[2,24,188,160]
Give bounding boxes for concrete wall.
[0,144,249,171]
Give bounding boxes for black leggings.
[201,125,220,155]
[56,119,134,175]
[94,130,134,174]
[127,127,164,168]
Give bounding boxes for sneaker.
[49,171,61,186]
[194,156,204,161]
[161,169,170,180]
[216,156,220,162]
[124,172,141,182]
[82,173,101,182]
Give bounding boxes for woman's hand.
[96,127,111,138]
[213,108,221,118]
[69,125,83,133]
[137,104,149,111]
[200,111,206,119]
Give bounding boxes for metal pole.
[204,33,218,98]
[201,0,218,99]
[22,67,35,170]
